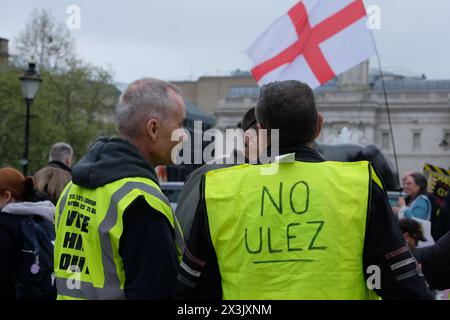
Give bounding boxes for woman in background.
[394,172,432,221]
[0,167,55,300]
[33,166,71,205]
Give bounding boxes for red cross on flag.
[246,0,376,88]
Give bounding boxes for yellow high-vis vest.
[54,177,184,300]
[204,160,382,300]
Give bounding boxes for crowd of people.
[0,78,449,300]
[393,170,450,296]
[0,143,73,299]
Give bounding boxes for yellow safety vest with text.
[204,160,382,300]
[54,176,184,300]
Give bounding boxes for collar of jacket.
[48,160,72,173]
[275,144,326,163]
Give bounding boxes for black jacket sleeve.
[363,182,433,299]
[436,193,450,240]
[413,230,450,290]
[0,214,21,300]
[175,168,204,243]
[119,196,178,300]
[175,177,222,300]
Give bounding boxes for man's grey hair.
[49,142,73,163]
[116,78,182,138]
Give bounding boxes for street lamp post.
[19,58,42,176]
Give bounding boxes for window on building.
[382,132,390,150]
[413,132,421,151]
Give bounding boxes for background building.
[173,69,255,115]
[174,62,450,175]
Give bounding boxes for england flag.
[246,0,376,88]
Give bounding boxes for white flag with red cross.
[246,0,376,88]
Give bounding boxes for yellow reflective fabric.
[205,160,377,300]
[54,177,175,300]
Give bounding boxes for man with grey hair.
[54,78,186,300]
[48,142,73,173]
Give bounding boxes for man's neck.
[120,134,156,167]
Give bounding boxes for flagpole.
[370,33,401,191]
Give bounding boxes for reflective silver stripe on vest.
[126,182,185,255]
[57,183,73,228]
[58,180,183,300]
[127,181,171,208]
[173,214,186,255]
[56,277,121,300]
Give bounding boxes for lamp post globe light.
[19,57,42,176]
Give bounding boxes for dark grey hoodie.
[66,136,178,299]
[72,136,158,188]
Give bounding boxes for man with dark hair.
[176,107,258,241]
[176,80,432,300]
[400,218,427,250]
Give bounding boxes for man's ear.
[146,118,160,141]
[313,113,324,139]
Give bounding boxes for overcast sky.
[2,0,449,83]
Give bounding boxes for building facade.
[173,70,256,115]
[176,62,450,175]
